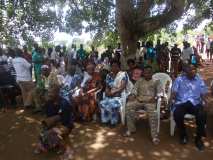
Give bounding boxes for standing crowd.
[0,38,213,159]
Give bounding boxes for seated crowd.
[0,40,212,158]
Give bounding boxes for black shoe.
[180,135,188,145]
[195,138,204,151]
[100,122,109,127]
[32,108,42,114]
[109,124,116,128]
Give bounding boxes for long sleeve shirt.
[132,78,163,103]
[172,74,208,106]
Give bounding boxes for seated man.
[170,64,208,151]
[124,66,162,145]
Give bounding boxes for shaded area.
[0,64,213,160]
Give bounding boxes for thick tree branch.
[137,0,185,37]
[116,0,136,31]
[137,0,154,18]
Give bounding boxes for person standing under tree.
[32,43,44,84]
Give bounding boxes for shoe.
[25,105,33,109]
[32,108,42,114]
[152,137,160,145]
[122,130,135,137]
[100,122,109,127]
[195,138,204,151]
[180,135,188,145]
[109,123,116,128]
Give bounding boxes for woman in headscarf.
[74,62,102,121]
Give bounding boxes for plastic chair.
[152,72,172,133]
[170,110,195,136]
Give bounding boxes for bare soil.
[0,63,213,160]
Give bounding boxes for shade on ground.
[0,64,213,160]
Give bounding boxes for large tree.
[116,0,213,57]
[0,0,213,51]
[117,0,185,56]
[0,0,60,46]
[62,0,213,56]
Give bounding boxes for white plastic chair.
[170,111,195,136]
[152,72,173,133]
[119,92,128,125]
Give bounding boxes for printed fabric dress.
[100,71,128,125]
[74,72,101,121]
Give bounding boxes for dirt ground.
[0,63,213,160]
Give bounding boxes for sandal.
[122,130,135,137]
[59,147,74,160]
[34,143,47,154]
[152,138,160,145]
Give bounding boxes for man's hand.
[201,94,209,111]
[127,95,136,101]
[202,99,209,112]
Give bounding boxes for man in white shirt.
[182,41,194,64]
[135,42,144,63]
[65,44,77,70]
[12,48,35,107]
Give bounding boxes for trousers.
[173,101,206,138]
[126,100,158,139]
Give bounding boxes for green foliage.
[0,0,213,48]
[0,0,59,46]
[204,22,213,35]
[93,31,119,48]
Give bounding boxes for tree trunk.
[120,32,138,70]
[118,21,139,70]
[116,0,139,69]
[116,0,186,70]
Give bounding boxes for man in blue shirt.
[171,64,208,151]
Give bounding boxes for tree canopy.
[0,0,213,50]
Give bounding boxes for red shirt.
[23,51,32,63]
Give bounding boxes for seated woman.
[29,63,61,113]
[35,86,74,160]
[30,65,52,113]
[34,64,81,159]
[99,60,131,126]
[74,62,102,121]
